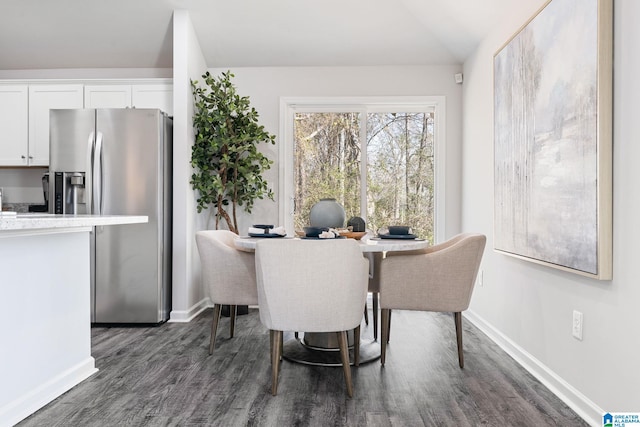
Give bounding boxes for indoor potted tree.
[191,71,275,234]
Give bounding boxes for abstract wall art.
[493,0,612,279]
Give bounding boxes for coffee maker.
[27,172,51,212]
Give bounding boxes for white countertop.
[0,213,148,231]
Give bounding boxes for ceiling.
[0,0,527,70]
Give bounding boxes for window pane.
[367,112,435,243]
[293,112,361,230]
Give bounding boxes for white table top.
[234,234,430,253]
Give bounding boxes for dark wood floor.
[19,308,587,427]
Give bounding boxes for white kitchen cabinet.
[0,85,29,166]
[132,84,173,115]
[84,84,132,108]
[28,85,84,166]
[84,83,173,115]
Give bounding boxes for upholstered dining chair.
[379,233,486,368]
[195,230,258,355]
[255,238,369,397]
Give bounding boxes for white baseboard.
[464,310,603,427]
[168,298,210,323]
[0,357,97,427]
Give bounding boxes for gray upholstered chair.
[379,233,486,368]
[255,239,369,397]
[195,230,258,355]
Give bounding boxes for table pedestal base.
[283,334,381,366]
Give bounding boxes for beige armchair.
[195,230,258,355]
[379,233,486,368]
[255,239,369,397]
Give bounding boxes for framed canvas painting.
[493,0,612,280]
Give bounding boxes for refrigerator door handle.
[93,131,104,215]
[86,132,95,214]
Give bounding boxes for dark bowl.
[303,226,328,237]
[388,225,412,235]
[252,224,274,230]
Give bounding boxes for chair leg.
[387,309,392,343]
[380,309,390,366]
[354,325,361,367]
[363,303,369,325]
[372,292,379,341]
[209,304,222,355]
[337,331,353,398]
[269,329,284,365]
[229,305,237,338]
[270,330,282,395]
[454,312,464,368]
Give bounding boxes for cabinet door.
[132,84,173,116]
[84,85,132,108]
[29,85,84,166]
[0,85,29,166]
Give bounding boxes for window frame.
[279,96,446,243]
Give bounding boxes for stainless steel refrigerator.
[49,108,172,324]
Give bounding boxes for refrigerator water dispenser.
[53,171,86,214]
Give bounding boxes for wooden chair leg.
[387,309,392,343]
[372,292,379,341]
[354,325,361,367]
[229,305,237,338]
[454,312,464,368]
[280,330,284,362]
[337,331,353,398]
[380,309,390,366]
[270,330,282,395]
[209,304,222,355]
[363,303,369,325]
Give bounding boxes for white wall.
[169,10,209,321]
[462,0,640,423]
[206,65,464,237]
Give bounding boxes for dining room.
[3,0,639,425]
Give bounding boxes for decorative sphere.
[309,198,346,228]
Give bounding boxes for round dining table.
[234,233,430,366]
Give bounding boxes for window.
[280,97,446,243]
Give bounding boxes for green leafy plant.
[191,71,275,234]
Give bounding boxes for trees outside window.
[290,103,437,243]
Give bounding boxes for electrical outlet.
[572,310,583,340]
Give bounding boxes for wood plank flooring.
[18,308,587,426]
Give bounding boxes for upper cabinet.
[0,85,29,166]
[131,84,173,115]
[0,80,172,167]
[84,85,132,108]
[0,84,83,166]
[85,83,173,115]
[28,85,84,166]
